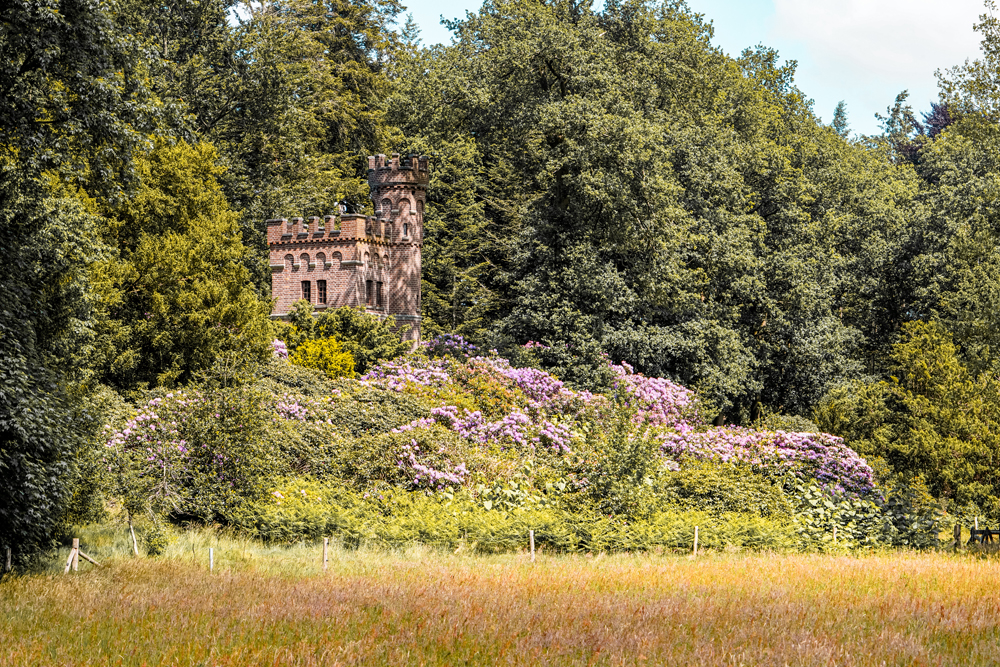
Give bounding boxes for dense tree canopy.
[391,0,920,420]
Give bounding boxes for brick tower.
[266,153,428,343]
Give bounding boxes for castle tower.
[266,153,429,343]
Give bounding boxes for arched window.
[316,252,327,270]
[300,253,311,270]
[331,252,342,268]
[381,198,392,219]
[285,254,294,271]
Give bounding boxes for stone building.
[266,153,428,342]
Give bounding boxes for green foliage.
[790,482,942,551]
[571,401,662,517]
[249,477,796,553]
[389,0,919,413]
[290,338,356,379]
[659,462,793,518]
[280,301,410,374]
[0,0,155,559]
[115,0,405,292]
[104,383,283,527]
[753,411,821,434]
[141,520,172,557]
[791,483,886,551]
[816,321,1000,515]
[93,140,273,390]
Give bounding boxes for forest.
[5,0,1000,562]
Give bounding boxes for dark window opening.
[366,280,373,306]
[403,222,408,237]
[317,280,327,304]
[302,281,311,302]
[376,281,383,307]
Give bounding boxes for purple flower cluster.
[272,339,289,360]
[523,340,551,350]
[395,404,571,453]
[422,333,479,359]
[611,362,698,425]
[276,395,308,420]
[660,427,876,496]
[361,358,451,391]
[397,439,469,490]
[504,367,566,404]
[479,411,531,446]
[104,392,199,477]
[465,356,601,413]
[392,417,436,433]
[534,420,572,453]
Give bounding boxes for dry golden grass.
[3,541,1000,666]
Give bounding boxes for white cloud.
[770,0,986,126]
[769,0,985,131]
[773,0,983,76]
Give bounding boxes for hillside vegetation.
[81,335,939,555]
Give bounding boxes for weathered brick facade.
[267,154,428,342]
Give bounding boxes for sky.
[400,0,988,136]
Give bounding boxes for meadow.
[2,528,999,667]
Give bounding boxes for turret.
[367,153,429,244]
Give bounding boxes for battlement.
[367,153,430,190]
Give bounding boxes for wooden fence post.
[693,526,699,557]
[128,515,139,557]
[4,546,10,573]
[323,538,329,571]
[71,538,79,572]
[954,523,962,551]
[209,547,214,572]
[530,530,535,563]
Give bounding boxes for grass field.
[3,530,1000,666]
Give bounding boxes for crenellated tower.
[266,153,429,343]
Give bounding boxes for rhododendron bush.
[92,333,927,551]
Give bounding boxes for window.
[403,222,408,237]
[317,280,327,304]
[302,281,311,302]
[366,280,373,306]
[376,281,383,307]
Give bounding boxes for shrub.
[658,461,793,518]
[816,321,1000,515]
[281,301,410,374]
[249,477,796,552]
[290,338,356,379]
[104,384,284,526]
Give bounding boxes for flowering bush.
[272,339,289,360]
[361,358,451,391]
[398,439,469,490]
[422,333,480,359]
[98,341,907,551]
[611,361,699,426]
[660,428,877,497]
[104,386,279,523]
